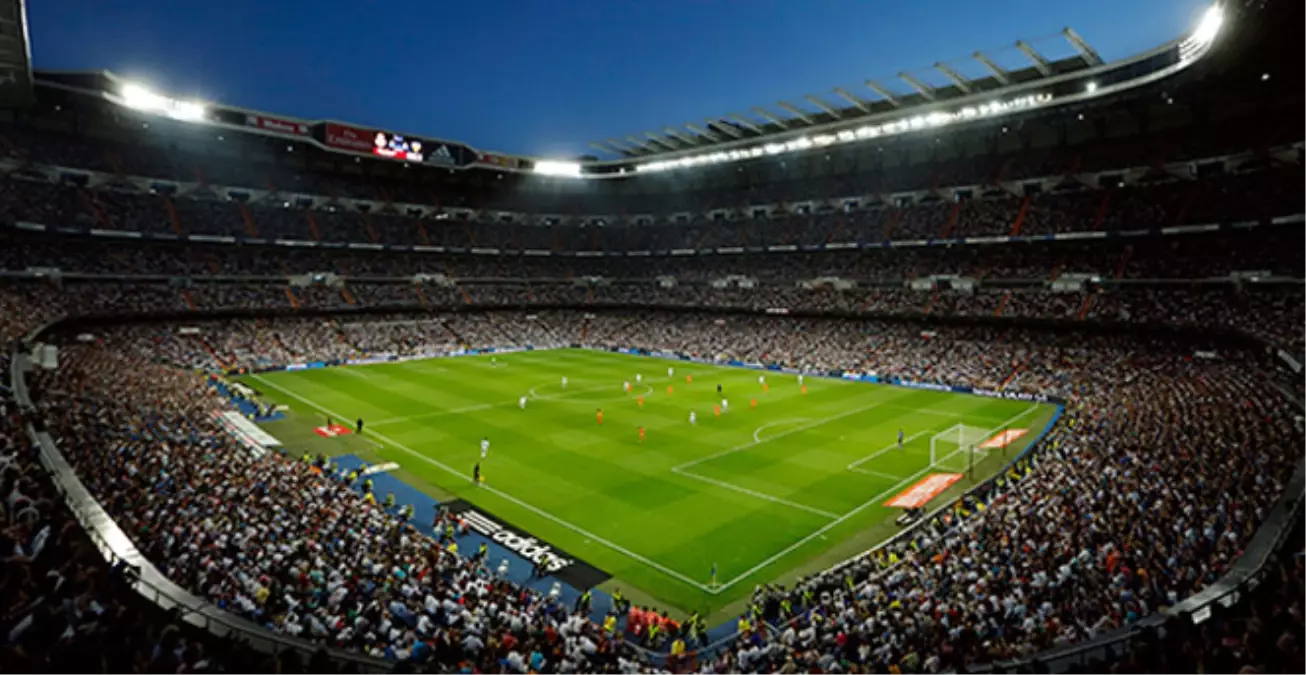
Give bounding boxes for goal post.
[929,424,992,474]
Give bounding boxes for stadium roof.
[588,29,1106,161]
[0,0,33,107]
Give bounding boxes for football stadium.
[0,0,1303,673]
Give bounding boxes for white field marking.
[368,382,652,427]
[846,467,908,481]
[672,396,903,473]
[251,375,717,592]
[669,468,839,519]
[673,415,841,519]
[752,418,811,443]
[711,401,1046,593]
[528,381,653,402]
[846,430,930,472]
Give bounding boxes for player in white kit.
[667,367,674,377]
[689,411,697,425]
[561,376,568,388]
[480,437,490,458]
[519,396,527,409]
[721,399,729,412]
[636,373,642,384]
[798,374,804,386]
[758,375,766,385]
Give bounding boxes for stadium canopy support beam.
[707,119,744,138]
[934,62,973,94]
[684,123,722,142]
[602,138,643,156]
[973,51,1010,85]
[776,101,815,125]
[751,107,790,129]
[864,80,902,107]
[662,127,698,146]
[833,87,872,113]
[644,131,680,150]
[803,94,842,119]
[1016,40,1053,76]
[898,72,937,100]
[1062,27,1103,66]
[729,113,765,134]
[622,136,659,154]
[589,141,627,157]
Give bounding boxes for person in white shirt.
[758,375,766,385]
[519,396,527,409]
[688,411,697,425]
[798,374,804,386]
[623,380,630,392]
[721,398,729,412]
[480,437,490,458]
[635,373,642,384]
[561,376,568,388]
[667,367,674,378]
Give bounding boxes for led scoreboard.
[372,131,424,162]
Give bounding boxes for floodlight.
[534,161,582,178]
[121,83,165,111]
[1191,5,1224,45]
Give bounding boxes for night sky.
[29,0,1209,158]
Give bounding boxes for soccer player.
[758,375,766,386]
[519,395,527,409]
[623,380,631,392]
[716,383,723,394]
[561,376,568,388]
[638,426,645,443]
[689,411,697,425]
[480,437,490,458]
[636,373,643,384]
[473,462,481,485]
[898,428,904,449]
[721,398,729,413]
[491,356,497,366]
[667,366,674,378]
[596,408,604,425]
[798,374,804,386]
[356,417,364,433]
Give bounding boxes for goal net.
[929,424,992,473]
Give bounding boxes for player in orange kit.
[596,408,604,425]
[638,426,645,443]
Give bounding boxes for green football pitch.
[240,348,1056,618]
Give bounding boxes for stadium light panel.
[120,82,208,122]
[1085,81,1098,93]
[534,161,582,178]
[1191,5,1224,45]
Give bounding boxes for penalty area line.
[712,402,1049,594]
[846,430,929,472]
[250,374,718,593]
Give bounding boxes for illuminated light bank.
[634,93,1053,174]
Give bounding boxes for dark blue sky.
[29,0,1208,158]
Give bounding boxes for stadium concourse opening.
[240,347,1059,615]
